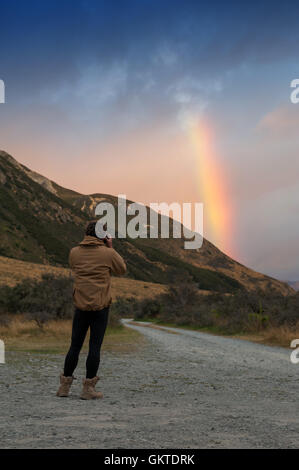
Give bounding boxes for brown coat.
[69,236,126,311]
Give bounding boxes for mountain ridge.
[0,150,294,295]
[287,280,299,291]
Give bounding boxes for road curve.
[0,319,298,448]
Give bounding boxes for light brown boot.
[56,374,74,397]
[80,376,103,400]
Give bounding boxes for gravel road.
[0,319,298,449]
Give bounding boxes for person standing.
[56,221,126,400]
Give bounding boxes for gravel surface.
[0,319,298,449]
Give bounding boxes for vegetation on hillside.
[127,239,243,292]
[0,274,122,329]
[0,270,298,348]
[125,281,299,343]
[0,154,87,264]
[0,152,244,291]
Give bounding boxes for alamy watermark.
[290,79,299,104]
[0,340,4,364]
[94,194,203,250]
[0,79,5,103]
[290,339,299,364]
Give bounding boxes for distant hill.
[0,150,294,295]
[287,281,299,291]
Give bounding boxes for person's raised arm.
[110,248,127,276]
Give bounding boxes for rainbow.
[187,119,233,256]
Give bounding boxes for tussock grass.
[0,315,145,354]
[236,323,299,348]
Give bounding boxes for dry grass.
[0,255,167,299]
[0,256,161,355]
[1,257,295,350]
[0,315,145,354]
[236,324,299,348]
[110,277,167,300]
[0,256,70,286]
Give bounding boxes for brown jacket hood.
[69,236,126,311]
[79,236,105,247]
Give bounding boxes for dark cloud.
[1,0,299,100]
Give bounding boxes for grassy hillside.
[0,150,293,295]
[0,152,87,265]
[0,255,167,300]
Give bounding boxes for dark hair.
[85,220,107,238]
[85,220,97,237]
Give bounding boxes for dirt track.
[0,319,298,449]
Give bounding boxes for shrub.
[132,282,299,334]
[0,274,124,328]
[0,313,12,327]
[0,274,73,319]
[109,297,138,327]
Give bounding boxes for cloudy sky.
[0,0,298,281]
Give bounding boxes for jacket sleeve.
[110,249,127,276]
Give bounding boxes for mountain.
[0,150,294,295]
[287,281,299,291]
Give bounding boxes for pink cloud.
[258,104,299,137]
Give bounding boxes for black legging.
[64,307,109,379]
